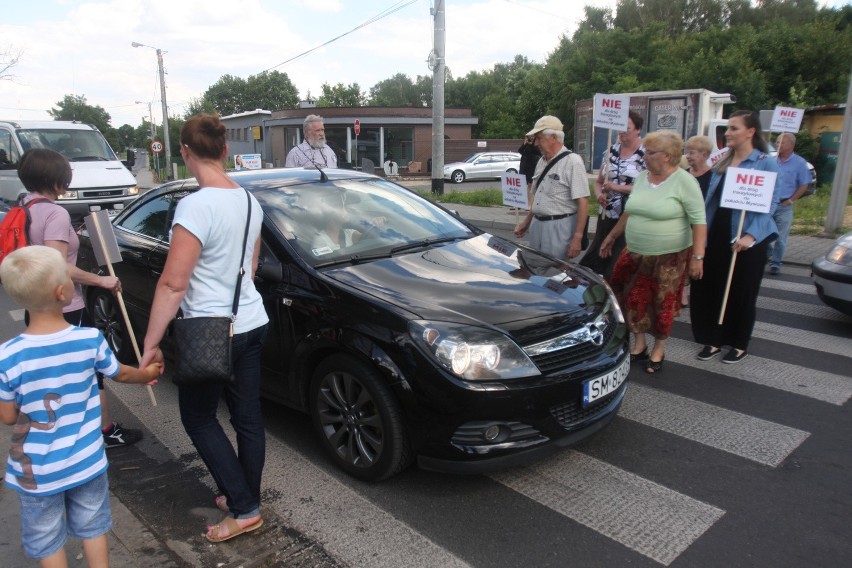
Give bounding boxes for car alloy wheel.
[451,170,466,184]
[506,168,518,174]
[310,354,411,481]
[89,288,134,364]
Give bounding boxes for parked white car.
[443,151,521,184]
[812,231,852,316]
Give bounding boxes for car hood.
[442,161,470,171]
[323,234,608,342]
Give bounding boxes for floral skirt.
[609,248,691,339]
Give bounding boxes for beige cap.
[526,115,563,136]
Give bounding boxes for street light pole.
[132,41,172,179]
[134,100,155,142]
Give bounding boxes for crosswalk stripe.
[619,383,810,466]
[674,315,851,358]
[491,451,725,566]
[663,337,852,405]
[760,278,818,294]
[755,295,848,320]
[113,384,472,568]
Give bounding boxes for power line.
[260,0,420,74]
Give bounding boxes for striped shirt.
[0,326,119,495]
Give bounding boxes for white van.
[0,120,140,223]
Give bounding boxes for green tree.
[115,124,136,151]
[316,82,364,106]
[369,73,427,106]
[48,94,112,133]
[243,71,299,111]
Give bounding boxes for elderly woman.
[690,110,781,364]
[681,135,714,306]
[599,131,707,374]
[581,110,646,279]
[685,135,714,198]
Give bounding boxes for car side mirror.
[256,254,284,282]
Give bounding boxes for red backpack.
[0,197,50,268]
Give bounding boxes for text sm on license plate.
[582,358,629,407]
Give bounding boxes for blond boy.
[0,246,161,568]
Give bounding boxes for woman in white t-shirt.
[141,114,269,544]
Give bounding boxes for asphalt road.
[0,249,850,566]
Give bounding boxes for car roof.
[0,120,98,131]
[171,166,387,191]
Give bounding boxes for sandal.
[206,516,264,543]
[630,348,649,362]
[215,495,229,513]
[645,356,664,374]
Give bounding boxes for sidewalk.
[445,202,833,267]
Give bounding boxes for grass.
[415,180,603,216]
[416,181,851,236]
[790,184,852,236]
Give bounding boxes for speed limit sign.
[150,141,163,154]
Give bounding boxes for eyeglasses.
[644,149,665,157]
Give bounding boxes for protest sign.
[769,106,804,134]
[720,167,777,214]
[593,94,630,131]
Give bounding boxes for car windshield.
[250,177,475,267]
[16,128,117,161]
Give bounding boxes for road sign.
[354,119,361,136]
[151,141,163,154]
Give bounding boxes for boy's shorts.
[17,472,112,559]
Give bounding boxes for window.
[118,191,183,242]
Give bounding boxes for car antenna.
[310,163,328,182]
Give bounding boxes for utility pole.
[823,65,852,235]
[156,48,172,179]
[430,0,445,196]
[132,42,172,179]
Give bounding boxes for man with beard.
[285,115,338,168]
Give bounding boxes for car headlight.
[127,185,139,195]
[826,242,852,266]
[58,191,78,199]
[409,321,540,381]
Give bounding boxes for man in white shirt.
[285,114,338,169]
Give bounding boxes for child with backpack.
[0,245,161,566]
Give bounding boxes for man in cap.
[285,114,338,168]
[514,115,589,260]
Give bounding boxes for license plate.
[107,208,120,217]
[582,358,629,406]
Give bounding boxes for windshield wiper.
[389,236,461,254]
[69,156,109,162]
[313,252,393,269]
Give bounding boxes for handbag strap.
[231,190,252,318]
[533,150,571,192]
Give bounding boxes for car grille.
[451,421,542,446]
[79,189,126,198]
[550,384,625,429]
[527,316,617,373]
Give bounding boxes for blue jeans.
[18,472,111,559]
[178,323,268,519]
[769,203,794,269]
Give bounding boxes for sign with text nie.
[769,106,804,133]
[593,93,630,131]
[720,167,777,214]
[501,172,528,209]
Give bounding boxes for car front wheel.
[310,354,412,481]
[451,170,466,184]
[506,168,518,174]
[88,288,135,364]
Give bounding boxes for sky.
[1,0,849,129]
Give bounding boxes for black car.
[78,168,629,481]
